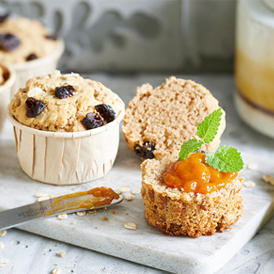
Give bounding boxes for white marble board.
[1,122,274,274]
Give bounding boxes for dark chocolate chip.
[26,53,38,61]
[55,85,76,99]
[25,97,46,118]
[134,141,155,159]
[0,13,9,24]
[82,112,104,130]
[45,33,58,40]
[95,104,116,123]
[0,33,20,52]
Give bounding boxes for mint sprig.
[178,139,204,161]
[178,108,222,161]
[178,108,244,173]
[197,108,222,144]
[205,146,243,172]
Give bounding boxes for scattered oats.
[89,217,92,220]
[0,259,9,265]
[52,267,61,274]
[34,192,48,198]
[119,186,130,193]
[0,230,7,237]
[57,214,67,220]
[243,180,256,188]
[111,211,117,215]
[27,87,44,97]
[95,227,98,229]
[247,163,258,170]
[77,211,86,217]
[262,175,274,185]
[37,196,50,202]
[263,175,272,183]
[132,189,140,195]
[125,193,134,201]
[93,213,96,216]
[101,216,109,221]
[71,221,76,225]
[124,222,136,230]
[0,242,4,249]
[88,210,95,214]
[59,251,66,258]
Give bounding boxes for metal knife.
[0,187,124,230]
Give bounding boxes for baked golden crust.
[122,77,226,160]
[141,156,244,238]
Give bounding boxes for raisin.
[134,141,155,159]
[45,33,58,40]
[0,33,20,52]
[0,13,9,24]
[95,104,116,123]
[26,53,38,61]
[194,149,206,154]
[25,97,46,118]
[82,113,104,130]
[55,85,76,99]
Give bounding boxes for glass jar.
[235,0,274,138]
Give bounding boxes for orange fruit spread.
[163,152,237,194]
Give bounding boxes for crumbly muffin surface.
[122,77,225,160]
[0,17,57,63]
[10,71,124,132]
[141,155,244,238]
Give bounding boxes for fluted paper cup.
[7,104,125,185]
[10,40,64,95]
[0,64,16,133]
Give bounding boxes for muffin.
[122,77,226,160]
[0,16,64,94]
[0,63,15,133]
[8,71,125,185]
[141,154,244,238]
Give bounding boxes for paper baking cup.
[10,40,64,95]
[0,64,16,133]
[7,105,125,185]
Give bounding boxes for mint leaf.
[205,145,244,173]
[197,108,222,144]
[178,139,204,161]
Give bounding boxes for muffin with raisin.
[0,15,64,94]
[122,77,225,160]
[8,71,125,185]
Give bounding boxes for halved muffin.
[141,155,244,238]
[123,77,226,160]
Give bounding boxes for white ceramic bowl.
[7,102,125,186]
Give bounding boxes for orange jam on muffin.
[163,152,237,194]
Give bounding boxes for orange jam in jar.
[163,152,237,194]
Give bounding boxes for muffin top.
[0,16,58,63]
[10,70,124,132]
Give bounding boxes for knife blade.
[0,187,124,230]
